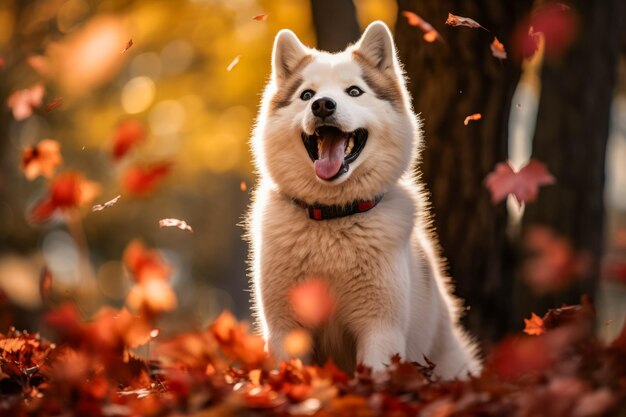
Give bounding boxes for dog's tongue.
[314,130,347,180]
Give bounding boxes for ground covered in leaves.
[1,300,625,417]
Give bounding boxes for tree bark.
[518,0,626,322]
[395,0,532,344]
[310,0,360,52]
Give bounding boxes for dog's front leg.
[356,322,406,372]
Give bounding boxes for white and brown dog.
[247,21,481,379]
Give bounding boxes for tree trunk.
[310,0,360,52]
[395,0,532,344]
[518,0,626,322]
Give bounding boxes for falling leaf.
[401,11,443,43]
[21,139,63,180]
[7,83,45,120]
[289,279,335,326]
[240,181,247,192]
[123,239,171,283]
[463,113,482,125]
[484,159,555,204]
[252,14,268,21]
[524,313,545,336]
[39,267,53,304]
[92,195,121,212]
[29,172,100,223]
[45,97,63,113]
[122,38,133,54]
[159,218,193,233]
[226,55,241,72]
[490,37,507,59]
[122,162,172,196]
[445,13,487,30]
[112,119,146,161]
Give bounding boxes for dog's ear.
[272,29,309,84]
[355,21,396,71]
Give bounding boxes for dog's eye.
[300,90,315,101]
[346,86,364,97]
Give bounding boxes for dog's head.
[253,21,420,205]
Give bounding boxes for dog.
[247,21,481,379]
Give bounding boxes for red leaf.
[445,13,487,30]
[484,159,555,204]
[112,119,146,160]
[123,239,171,283]
[159,218,193,233]
[30,171,100,222]
[45,97,63,113]
[122,162,171,196]
[523,312,545,335]
[7,83,45,120]
[289,279,335,326]
[401,11,443,43]
[21,139,63,180]
[490,37,507,59]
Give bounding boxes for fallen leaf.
[289,279,335,326]
[490,37,507,59]
[30,171,100,222]
[484,159,555,204]
[122,162,172,196]
[122,38,133,54]
[463,113,482,125]
[112,119,146,161]
[445,13,487,30]
[401,11,443,43]
[227,55,241,72]
[7,83,45,120]
[92,195,121,212]
[210,311,267,366]
[252,14,268,21]
[45,97,63,112]
[159,218,193,233]
[524,313,545,336]
[21,139,63,180]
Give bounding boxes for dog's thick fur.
[247,21,481,379]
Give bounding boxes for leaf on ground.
[490,37,507,59]
[523,313,545,335]
[401,11,443,43]
[484,159,555,204]
[92,195,121,212]
[159,218,193,233]
[445,13,487,30]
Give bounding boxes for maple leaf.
[252,14,268,21]
[463,113,482,125]
[226,55,241,72]
[7,83,45,120]
[445,13,487,30]
[159,218,193,233]
[490,37,507,59]
[122,38,133,54]
[401,11,443,43]
[29,171,100,222]
[123,239,171,283]
[21,139,63,180]
[122,161,172,196]
[92,195,121,212]
[523,313,545,335]
[112,119,146,160]
[484,159,555,204]
[289,279,335,326]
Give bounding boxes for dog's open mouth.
[301,126,368,181]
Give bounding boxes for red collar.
[292,194,384,220]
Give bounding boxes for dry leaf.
[122,162,172,196]
[126,277,177,314]
[463,113,482,125]
[401,11,443,43]
[524,313,545,336]
[252,14,268,21]
[123,239,171,283]
[485,159,555,204]
[490,37,507,59]
[122,38,133,54]
[92,195,121,212]
[445,13,487,30]
[22,139,63,180]
[45,97,63,113]
[159,218,194,233]
[227,55,241,72]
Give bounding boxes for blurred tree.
[310,0,360,52]
[394,0,532,344]
[517,0,626,324]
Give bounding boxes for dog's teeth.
[349,136,354,149]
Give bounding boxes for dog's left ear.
[355,21,397,71]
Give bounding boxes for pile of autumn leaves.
[1,294,626,416]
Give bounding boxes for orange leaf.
[210,311,267,366]
[7,83,45,120]
[283,329,312,357]
[22,139,63,180]
[122,38,133,54]
[490,37,507,59]
[126,277,177,315]
[240,181,247,192]
[252,14,268,21]
[123,239,171,283]
[463,113,482,125]
[445,13,487,30]
[523,312,545,335]
[289,279,335,326]
[401,11,443,43]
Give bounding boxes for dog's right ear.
[272,29,309,84]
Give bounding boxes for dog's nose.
[311,97,336,118]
